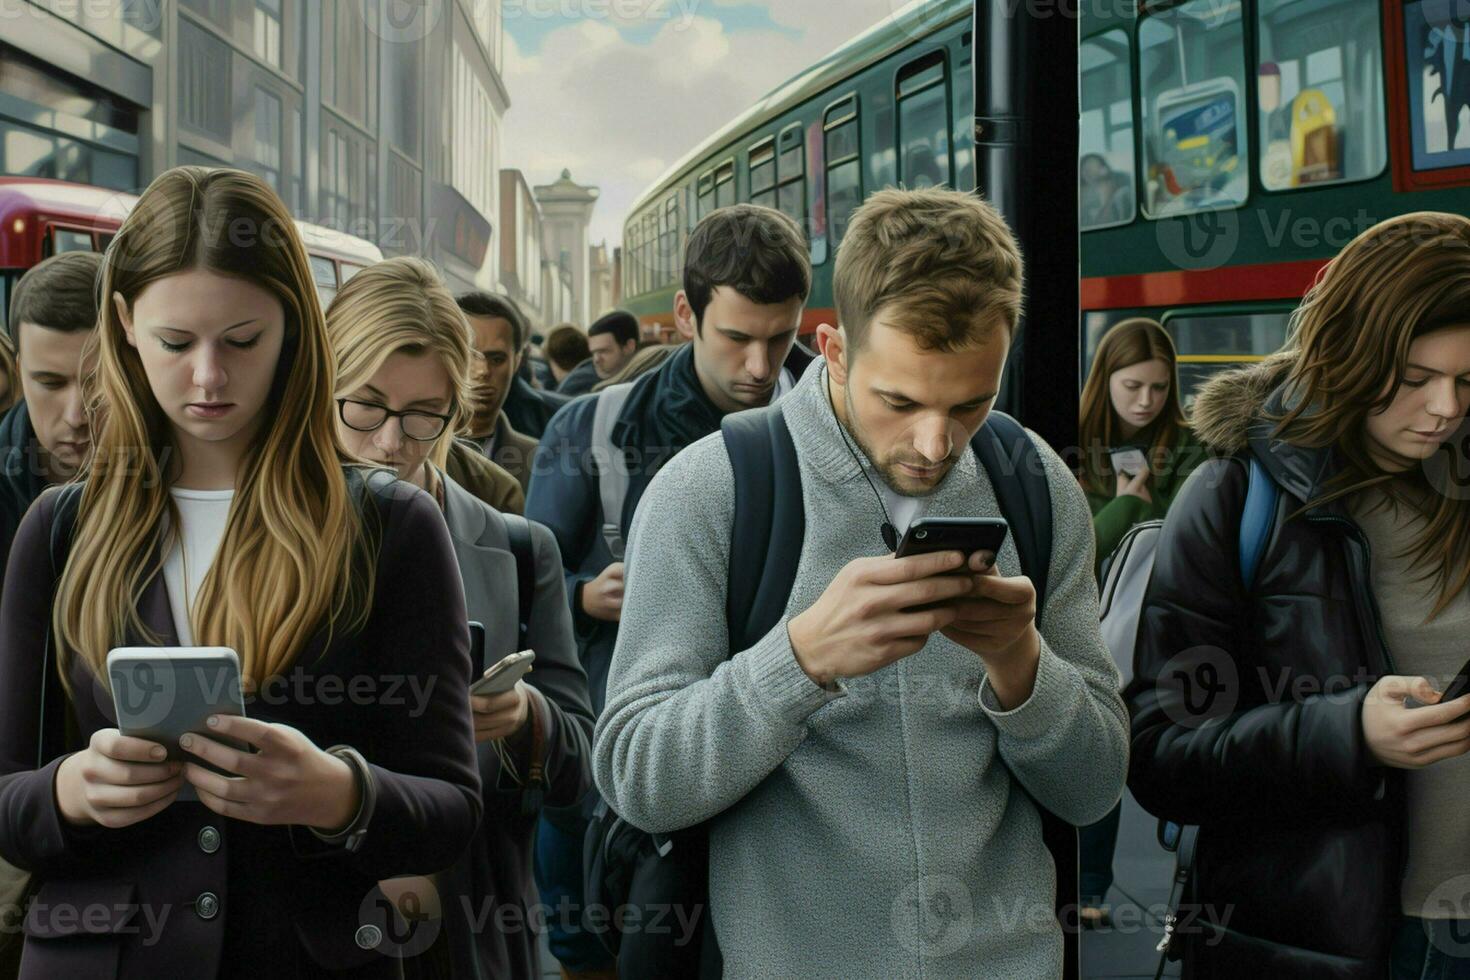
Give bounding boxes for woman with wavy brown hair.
[0,166,481,978]
[1127,211,1470,978]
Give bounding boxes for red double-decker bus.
[0,176,383,328]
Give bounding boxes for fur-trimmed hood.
[1189,350,1295,454]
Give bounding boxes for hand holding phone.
[894,518,1009,565]
[471,650,536,696]
[1109,446,1149,478]
[470,651,536,743]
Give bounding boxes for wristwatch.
[310,745,377,853]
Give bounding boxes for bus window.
[897,52,951,189]
[697,171,715,220]
[1080,31,1136,229]
[340,262,365,283]
[825,96,862,244]
[663,195,679,288]
[777,125,806,231]
[1257,0,1385,189]
[47,228,94,257]
[1139,0,1248,218]
[1404,1,1470,170]
[1164,311,1292,406]
[310,254,338,306]
[715,161,735,210]
[750,139,776,209]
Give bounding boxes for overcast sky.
[501,0,914,247]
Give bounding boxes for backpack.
[585,404,1070,979]
[589,369,797,562]
[1094,455,1279,976]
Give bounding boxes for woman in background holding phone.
[1075,317,1204,927]
[0,167,481,978]
[1128,212,1470,977]
[1077,317,1205,575]
[327,257,594,980]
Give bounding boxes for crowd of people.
[0,163,1466,980]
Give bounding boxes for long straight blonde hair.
[325,256,474,473]
[54,166,375,688]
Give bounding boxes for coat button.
[195,892,219,920]
[355,924,382,949]
[198,826,221,854]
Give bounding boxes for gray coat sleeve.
[976,434,1129,826]
[591,436,843,834]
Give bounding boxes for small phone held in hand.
[1109,445,1149,478]
[470,650,536,697]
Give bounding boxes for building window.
[180,20,231,143]
[450,40,495,221]
[897,52,951,189]
[1257,0,1385,189]
[180,0,230,28]
[825,96,862,244]
[254,88,282,190]
[290,107,303,212]
[1139,0,1248,217]
[1403,0,1470,171]
[254,0,283,68]
[322,0,371,126]
[1080,32,1136,229]
[0,119,136,190]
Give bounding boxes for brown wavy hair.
[53,166,376,689]
[1270,211,1470,619]
[1077,317,1188,497]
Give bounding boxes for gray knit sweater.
[592,360,1128,979]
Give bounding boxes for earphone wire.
[825,366,898,552]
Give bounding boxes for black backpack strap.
[970,410,1053,612]
[38,483,85,768]
[503,513,536,647]
[721,405,805,655]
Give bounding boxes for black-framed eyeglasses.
[336,398,452,442]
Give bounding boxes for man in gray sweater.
[593,188,1127,978]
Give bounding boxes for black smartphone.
[1440,656,1470,703]
[469,621,487,672]
[894,517,1009,561]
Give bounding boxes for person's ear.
[113,293,136,348]
[673,291,696,342]
[817,323,850,387]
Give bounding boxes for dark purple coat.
[0,477,482,979]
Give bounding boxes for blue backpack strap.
[1238,456,1278,591]
[970,410,1053,613]
[721,405,804,655]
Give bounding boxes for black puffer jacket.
[1125,355,1403,979]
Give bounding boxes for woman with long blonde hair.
[1128,211,1470,978]
[326,257,593,979]
[0,167,481,978]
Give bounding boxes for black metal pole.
[975,0,1081,460]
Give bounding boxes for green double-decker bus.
[622,0,1470,406]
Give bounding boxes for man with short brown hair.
[594,187,1126,978]
[0,251,102,595]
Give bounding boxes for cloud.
[500,2,907,253]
